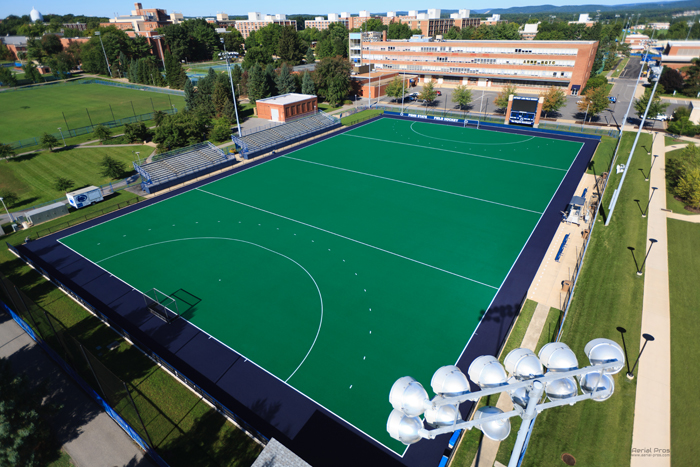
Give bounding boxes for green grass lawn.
[47,450,74,467]
[1,145,147,210]
[668,219,700,467]
[0,202,263,466]
[514,131,650,466]
[0,83,185,143]
[587,135,617,175]
[340,109,384,126]
[450,300,539,467]
[665,136,682,146]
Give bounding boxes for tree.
[222,28,244,54]
[452,85,473,110]
[577,85,610,120]
[306,46,315,64]
[659,67,684,94]
[99,155,126,179]
[153,110,211,151]
[40,133,59,152]
[209,117,232,142]
[582,74,608,95]
[276,63,297,94]
[634,85,669,120]
[0,67,17,87]
[264,63,277,97]
[92,125,111,142]
[315,39,334,59]
[540,86,566,117]
[247,63,267,104]
[154,110,166,127]
[676,167,700,208]
[0,190,18,207]
[418,81,437,105]
[445,26,461,40]
[54,176,74,192]
[0,359,58,467]
[385,76,408,101]
[46,51,75,78]
[495,84,518,109]
[184,78,195,110]
[302,71,315,95]
[213,78,232,117]
[22,63,43,84]
[277,26,304,66]
[314,57,351,106]
[681,58,700,97]
[242,46,273,69]
[363,18,386,32]
[123,122,149,142]
[40,33,63,55]
[0,143,15,160]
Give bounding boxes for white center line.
[195,188,499,290]
[342,133,567,172]
[282,155,542,214]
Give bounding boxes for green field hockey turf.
[60,118,582,454]
[0,82,186,142]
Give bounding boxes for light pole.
[57,127,66,146]
[637,238,658,275]
[642,187,657,217]
[387,339,625,467]
[0,197,14,223]
[220,37,242,137]
[94,31,113,78]
[477,87,486,129]
[151,35,167,77]
[582,102,590,131]
[647,154,658,181]
[685,16,696,41]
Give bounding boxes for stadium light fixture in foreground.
[387,339,624,467]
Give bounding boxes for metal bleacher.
[134,141,232,192]
[239,111,340,156]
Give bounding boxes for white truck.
[66,186,104,209]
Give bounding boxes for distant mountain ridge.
[459,0,697,15]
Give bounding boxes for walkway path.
[630,127,671,466]
[0,311,155,467]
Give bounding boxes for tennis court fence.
[1,250,270,452]
[6,107,179,151]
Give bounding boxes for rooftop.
[256,93,317,106]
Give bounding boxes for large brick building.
[359,36,599,94]
[662,41,700,70]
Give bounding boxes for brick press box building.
[256,93,318,122]
[358,36,599,95]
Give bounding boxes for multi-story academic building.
[360,36,599,94]
[234,12,297,39]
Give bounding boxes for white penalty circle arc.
[95,236,323,384]
[409,121,536,145]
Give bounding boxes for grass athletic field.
[0,82,186,142]
[59,118,583,454]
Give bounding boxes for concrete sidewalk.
[0,310,155,467]
[629,128,671,466]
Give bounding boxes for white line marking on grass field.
[409,121,536,145]
[282,156,542,214]
[195,188,498,290]
[93,236,323,384]
[342,134,567,172]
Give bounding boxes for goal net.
[143,288,179,323]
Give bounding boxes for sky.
[1,0,679,19]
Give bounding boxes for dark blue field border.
[13,116,598,467]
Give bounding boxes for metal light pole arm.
[419,409,522,440]
[534,392,595,412]
[222,43,242,137]
[507,381,544,467]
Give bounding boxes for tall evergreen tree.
[164,50,175,86]
[247,63,267,104]
[276,63,297,94]
[302,71,315,95]
[264,63,277,97]
[306,46,315,64]
[184,78,195,110]
[213,77,232,117]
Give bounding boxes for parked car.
[608,96,617,103]
[651,114,668,121]
[436,90,442,96]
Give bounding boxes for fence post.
[123,382,155,447]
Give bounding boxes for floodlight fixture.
[507,378,532,410]
[431,365,470,397]
[578,372,615,401]
[474,406,511,441]
[468,355,508,388]
[584,338,625,374]
[504,348,544,380]
[544,377,578,402]
[386,409,423,445]
[389,376,429,417]
[424,401,461,427]
[538,342,578,372]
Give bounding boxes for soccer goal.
[143,288,179,323]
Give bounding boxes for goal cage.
[144,288,179,323]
